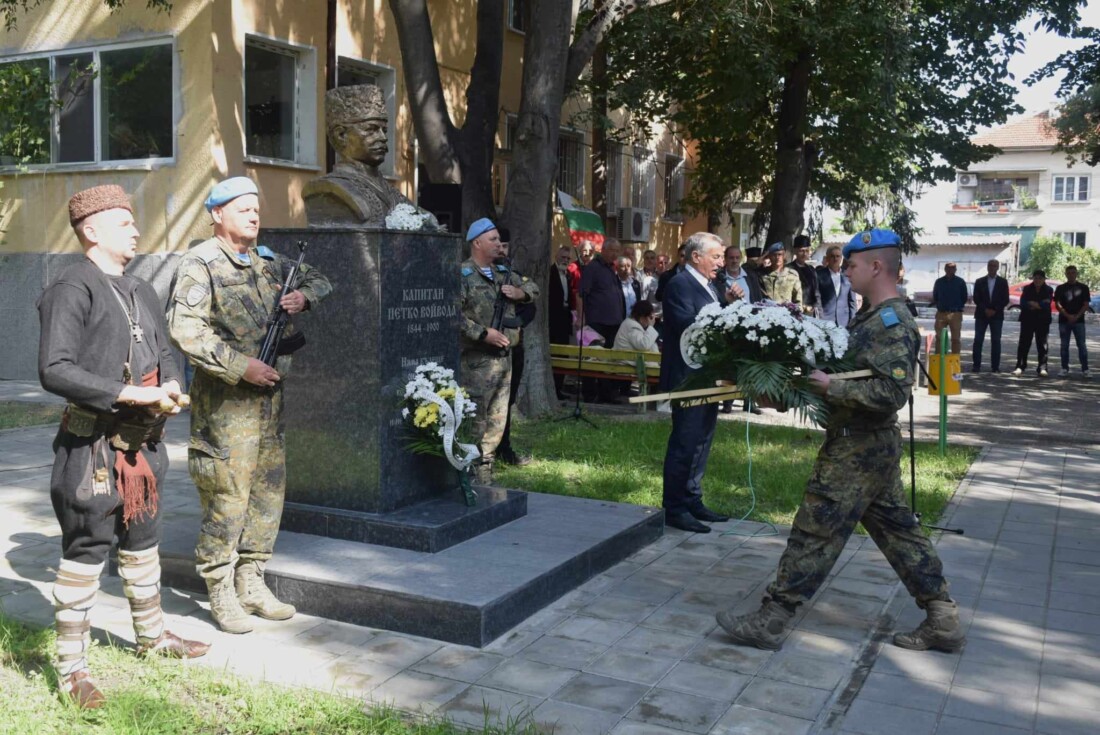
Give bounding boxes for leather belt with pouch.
[63,404,166,451]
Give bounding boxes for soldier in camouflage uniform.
[459,218,539,484]
[717,229,964,654]
[167,177,332,634]
[758,241,803,305]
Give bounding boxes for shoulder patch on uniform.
[256,245,276,260]
[891,366,906,380]
[461,266,474,277]
[521,275,529,282]
[185,284,207,307]
[880,307,900,328]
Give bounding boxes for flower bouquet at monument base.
[680,299,854,425]
[400,363,481,505]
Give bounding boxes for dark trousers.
[498,344,524,455]
[1016,319,1050,372]
[662,403,719,515]
[972,314,1003,371]
[51,430,165,565]
[1059,321,1089,371]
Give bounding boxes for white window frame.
[493,113,518,208]
[335,55,397,178]
[631,146,657,214]
[605,140,623,215]
[1053,231,1087,248]
[0,36,178,172]
[1052,174,1091,203]
[556,127,585,200]
[663,153,685,222]
[507,0,526,34]
[242,33,318,169]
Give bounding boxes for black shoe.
[690,506,730,523]
[498,448,532,466]
[720,401,733,414]
[665,512,711,533]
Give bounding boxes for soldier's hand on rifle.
[243,358,281,388]
[280,290,308,314]
[500,285,526,301]
[484,328,510,349]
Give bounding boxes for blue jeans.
[1059,320,1089,371]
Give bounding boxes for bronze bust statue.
[303,85,434,228]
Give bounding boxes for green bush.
[1026,235,1100,288]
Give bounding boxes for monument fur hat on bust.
[68,184,132,226]
[326,84,387,127]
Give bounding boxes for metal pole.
[938,327,948,456]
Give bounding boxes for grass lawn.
[0,400,63,430]
[0,613,533,735]
[498,416,978,529]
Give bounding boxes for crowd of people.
[929,260,1091,377]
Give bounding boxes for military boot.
[235,561,295,621]
[206,575,254,634]
[893,599,966,653]
[472,461,493,485]
[715,600,794,651]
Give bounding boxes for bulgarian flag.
[558,189,605,246]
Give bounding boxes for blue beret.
[204,176,259,212]
[765,241,784,255]
[843,228,901,259]
[466,217,497,242]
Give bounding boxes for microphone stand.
[557,312,597,428]
[911,360,963,534]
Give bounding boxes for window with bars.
[663,154,685,221]
[557,129,585,199]
[0,40,173,167]
[1053,231,1087,248]
[631,147,656,213]
[606,141,623,214]
[1052,175,1090,203]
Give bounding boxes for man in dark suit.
[660,232,734,533]
[655,242,687,304]
[816,245,857,326]
[971,258,1010,373]
[548,246,574,399]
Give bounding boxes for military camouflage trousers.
[188,373,287,582]
[766,427,950,609]
[460,350,512,468]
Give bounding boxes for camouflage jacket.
[459,258,539,354]
[824,297,918,431]
[760,267,803,304]
[167,237,332,384]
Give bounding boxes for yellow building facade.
[0,0,707,376]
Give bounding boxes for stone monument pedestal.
[263,228,526,552]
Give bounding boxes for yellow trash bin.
[927,353,962,396]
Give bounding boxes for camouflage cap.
[68,184,132,226]
[325,84,387,126]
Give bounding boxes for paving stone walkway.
[1,363,1098,734]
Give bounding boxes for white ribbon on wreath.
[413,388,481,471]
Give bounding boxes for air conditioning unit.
[617,207,652,242]
[957,173,978,188]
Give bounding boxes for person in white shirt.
[613,300,660,355]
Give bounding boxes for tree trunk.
[590,0,609,222]
[506,0,576,418]
[763,49,816,250]
[388,0,461,184]
[455,0,504,230]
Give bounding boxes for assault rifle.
[258,240,308,367]
[490,257,522,333]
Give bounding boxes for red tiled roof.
[972,112,1058,149]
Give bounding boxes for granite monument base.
[279,487,528,553]
[157,491,663,647]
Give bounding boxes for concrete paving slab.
[626,687,730,734]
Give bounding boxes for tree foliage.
[603,0,1083,248]
[0,0,170,30]
[1030,25,1100,165]
[1027,234,1100,289]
